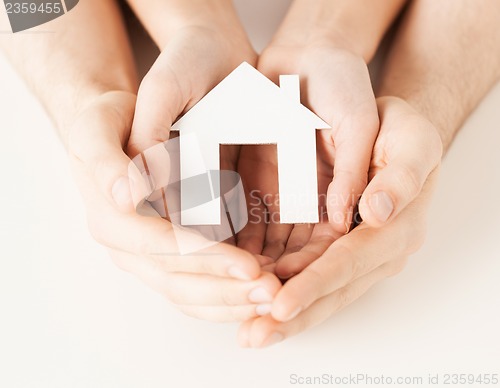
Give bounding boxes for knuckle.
[333,168,369,190]
[304,266,328,297]
[337,286,355,309]
[199,256,215,276]
[386,258,409,277]
[220,284,236,306]
[86,155,108,181]
[393,163,423,202]
[139,69,163,93]
[331,106,379,145]
[337,243,365,282]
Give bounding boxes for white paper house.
[171,62,330,225]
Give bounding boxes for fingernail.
[256,304,272,316]
[248,287,273,303]
[344,206,354,234]
[227,266,252,281]
[262,332,284,347]
[284,306,302,321]
[369,191,394,223]
[278,272,296,281]
[112,177,132,208]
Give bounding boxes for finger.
[128,32,244,158]
[92,205,262,280]
[237,190,267,255]
[236,145,272,255]
[326,106,379,233]
[358,98,443,227]
[262,220,293,260]
[67,92,137,212]
[238,259,406,348]
[261,174,293,260]
[178,304,265,323]
[281,224,314,256]
[220,144,241,171]
[255,254,275,267]
[275,223,342,280]
[271,212,416,322]
[110,248,280,306]
[167,272,281,307]
[127,50,187,158]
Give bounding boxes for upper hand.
[126,16,257,171]
[237,39,379,263]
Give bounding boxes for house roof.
[172,62,330,135]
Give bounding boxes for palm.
[237,43,375,276]
[237,128,342,276]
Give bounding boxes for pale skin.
[239,0,407,261]
[0,0,282,323]
[239,0,500,347]
[2,0,499,346]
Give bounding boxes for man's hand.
[237,0,407,260]
[237,97,442,347]
[68,91,282,323]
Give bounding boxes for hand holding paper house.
[171,62,330,226]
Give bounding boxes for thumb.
[359,159,430,227]
[126,42,197,159]
[359,119,442,227]
[67,91,141,212]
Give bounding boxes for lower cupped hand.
[237,96,443,347]
[67,91,282,323]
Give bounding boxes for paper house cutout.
[129,138,249,255]
[171,62,330,225]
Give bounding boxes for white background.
[1,1,499,387]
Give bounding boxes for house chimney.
[279,75,300,104]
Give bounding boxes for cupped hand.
[126,17,257,173]
[237,96,443,347]
[237,39,379,262]
[67,91,281,323]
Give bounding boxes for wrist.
[379,94,449,155]
[127,0,246,50]
[50,83,136,146]
[271,0,407,62]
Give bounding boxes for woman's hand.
[126,1,257,173]
[237,96,443,347]
[237,41,379,262]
